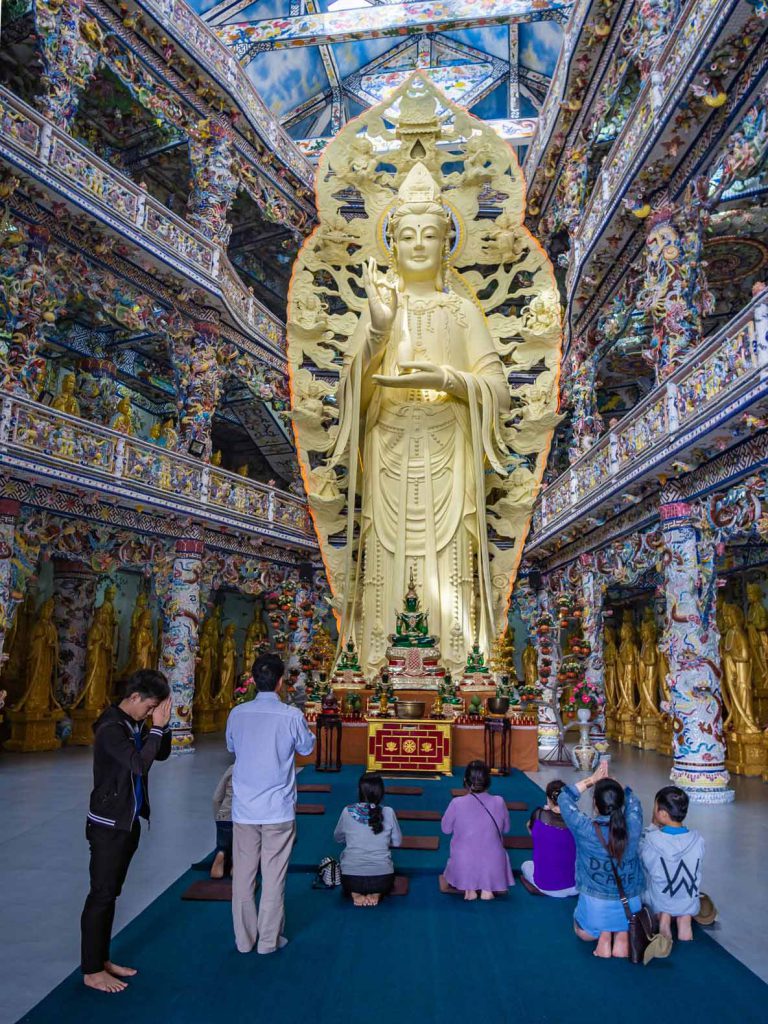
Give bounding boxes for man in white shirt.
[226,653,315,954]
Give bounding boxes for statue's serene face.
[394,212,445,282]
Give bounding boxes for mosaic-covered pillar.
[161,539,203,753]
[535,585,560,753]
[33,0,100,128]
[51,559,97,706]
[186,122,239,247]
[564,353,603,463]
[0,499,21,666]
[167,320,222,459]
[637,198,712,380]
[659,502,733,803]
[579,556,608,750]
[1,226,58,397]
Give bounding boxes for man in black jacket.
[81,669,173,993]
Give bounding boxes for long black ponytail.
[594,779,628,863]
[358,772,385,835]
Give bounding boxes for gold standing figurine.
[522,639,538,690]
[6,597,63,752]
[216,624,237,711]
[603,623,619,738]
[126,607,155,675]
[722,602,767,777]
[616,612,640,741]
[288,74,562,677]
[636,612,661,750]
[52,373,81,416]
[746,582,768,721]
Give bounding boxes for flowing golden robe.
[333,294,509,675]
[722,605,760,733]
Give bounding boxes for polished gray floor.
[0,738,766,1022]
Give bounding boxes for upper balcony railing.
[0,395,314,543]
[134,0,313,188]
[570,0,734,283]
[0,87,286,355]
[523,0,594,180]
[529,295,768,545]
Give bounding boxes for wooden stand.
[634,714,660,751]
[4,709,63,752]
[69,707,101,746]
[315,714,342,772]
[725,730,768,777]
[484,717,511,775]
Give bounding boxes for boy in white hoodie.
[640,786,705,941]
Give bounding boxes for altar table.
[296,719,537,771]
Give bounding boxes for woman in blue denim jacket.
[557,760,644,958]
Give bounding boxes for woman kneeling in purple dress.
[440,760,514,901]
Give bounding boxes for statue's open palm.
[363,257,397,335]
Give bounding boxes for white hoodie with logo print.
[640,824,705,917]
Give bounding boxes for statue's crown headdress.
[388,161,451,245]
[397,162,441,207]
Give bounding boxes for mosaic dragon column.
[186,121,239,247]
[536,584,561,753]
[659,502,733,803]
[33,0,99,128]
[161,539,203,753]
[1,226,60,397]
[578,555,608,750]
[0,499,21,666]
[167,320,222,459]
[52,559,97,706]
[637,197,713,380]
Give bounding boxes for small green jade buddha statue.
[337,638,362,671]
[391,570,437,649]
[464,643,490,675]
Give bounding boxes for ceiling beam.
[217,0,574,56]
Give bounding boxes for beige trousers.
[232,820,296,953]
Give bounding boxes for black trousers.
[80,820,140,974]
[341,872,395,897]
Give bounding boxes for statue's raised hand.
[362,257,397,336]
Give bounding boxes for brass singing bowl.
[486,697,510,715]
[395,700,426,720]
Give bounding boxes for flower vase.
[573,709,597,773]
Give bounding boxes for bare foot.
[612,932,629,958]
[658,912,672,940]
[677,915,693,941]
[593,932,613,958]
[105,962,137,978]
[351,893,365,907]
[464,890,478,901]
[367,894,381,907]
[480,890,495,901]
[83,970,128,993]
[210,850,226,880]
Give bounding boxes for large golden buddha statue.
[288,75,561,677]
[722,603,760,734]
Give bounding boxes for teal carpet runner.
[18,768,768,1024]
